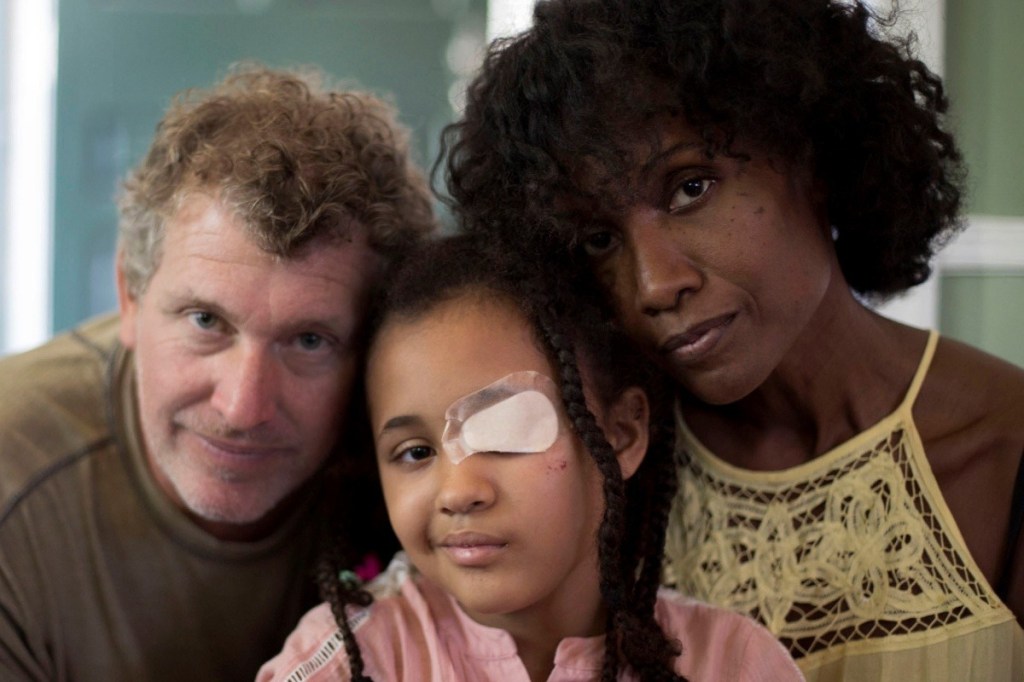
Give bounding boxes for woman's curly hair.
[440,0,966,298]
[320,235,684,681]
[118,61,436,297]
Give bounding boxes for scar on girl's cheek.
[548,459,568,473]
[754,206,766,215]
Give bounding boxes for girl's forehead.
[366,295,560,413]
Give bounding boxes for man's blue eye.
[190,311,218,329]
[298,333,324,351]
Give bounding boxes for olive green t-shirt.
[0,315,322,681]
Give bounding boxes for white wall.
[486,0,537,40]
[1,0,56,355]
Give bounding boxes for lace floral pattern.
[664,424,1002,659]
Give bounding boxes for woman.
[439,0,1024,679]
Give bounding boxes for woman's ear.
[599,387,649,481]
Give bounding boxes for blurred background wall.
[2,0,487,352]
[1,0,1022,366]
[939,0,1024,367]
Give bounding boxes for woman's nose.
[626,213,703,316]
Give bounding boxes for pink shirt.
[257,554,803,681]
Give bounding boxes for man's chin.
[176,485,290,541]
[151,454,312,540]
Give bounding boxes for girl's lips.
[440,544,507,567]
[659,313,735,362]
[437,532,508,567]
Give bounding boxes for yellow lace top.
[664,331,1024,681]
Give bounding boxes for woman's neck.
[683,279,927,469]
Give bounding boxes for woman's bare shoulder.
[917,335,1024,448]
[914,336,1024,586]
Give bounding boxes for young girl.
[257,236,802,681]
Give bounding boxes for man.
[0,63,435,681]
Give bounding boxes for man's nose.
[209,343,279,431]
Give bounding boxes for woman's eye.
[581,229,620,258]
[669,177,714,212]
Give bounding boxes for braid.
[534,305,626,681]
[618,405,686,681]
[311,411,397,682]
[630,423,678,612]
[624,396,678,608]
[527,278,684,681]
[314,541,374,681]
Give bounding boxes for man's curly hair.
[118,62,436,297]
[441,0,966,298]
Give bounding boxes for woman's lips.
[659,313,735,362]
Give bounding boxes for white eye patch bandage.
[441,370,561,465]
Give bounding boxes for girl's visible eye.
[189,311,220,331]
[668,176,715,212]
[393,444,435,464]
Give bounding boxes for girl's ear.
[599,387,649,481]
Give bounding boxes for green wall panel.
[939,273,1024,368]
[945,0,1024,216]
[942,0,1023,369]
[52,0,480,333]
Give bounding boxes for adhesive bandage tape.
[441,370,561,464]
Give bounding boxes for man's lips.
[659,313,735,360]
[192,431,293,458]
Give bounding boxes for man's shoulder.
[0,313,121,371]
[0,313,123,513]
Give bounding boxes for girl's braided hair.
[313,371,397,682]
[319,234,685,680]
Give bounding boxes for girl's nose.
[436,455,497,515]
